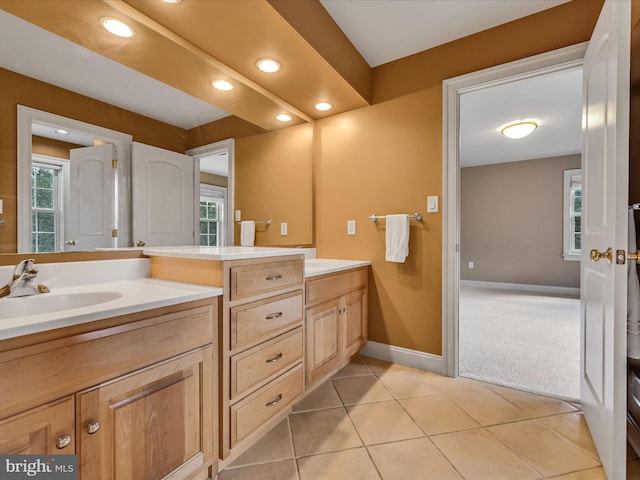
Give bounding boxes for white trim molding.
[461,280,580,298]
[442,43,587,378]
[360,340,443,374]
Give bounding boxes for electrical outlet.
[281,222,288,236]
[347,220,356,235]
[468,261,474,269]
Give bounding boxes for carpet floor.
[459,283,580,401]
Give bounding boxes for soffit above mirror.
[0,0,372,131]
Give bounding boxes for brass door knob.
[590,247,613,263]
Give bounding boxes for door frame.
[186,138,235,246]
[441,43,587,377]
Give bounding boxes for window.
[31,157,66,253]
[563,169,582,261]
[199,184,226,246]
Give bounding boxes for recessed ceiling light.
[101,18,134,38]
[276,114,292,122]
[53,129,70,135]
[160,0,182,3]
[500,120,538,139]
[314,102,332,112]
[256,58,281,73]
[213,80,234,91]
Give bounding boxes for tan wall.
[234,123,313,246]
[0,68,188,253]
[460,155,581,288]
[200,172,228,188]
[32,135,82,159]
[314,1,602,355]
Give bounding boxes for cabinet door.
[343,288,367,358]
[77,347,213,480]
[305,298,341,386]
[0,396,74,455]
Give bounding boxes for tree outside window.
[31,163,59,253]
[563,169,582,261]
[199,184,226,246]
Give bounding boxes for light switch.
[281,222,288,236]
[427,196,439,213]
[468,261,474,269]
[347,220,356,236]
[235,210,241,221]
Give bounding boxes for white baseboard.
[461,280,580,297]
[360,340,443,375]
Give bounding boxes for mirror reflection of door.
[67,144,116,251]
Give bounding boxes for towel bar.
[369,213,422,222]
[237,219,271,225]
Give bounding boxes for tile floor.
[219,356,639,480]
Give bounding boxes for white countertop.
[143,246,306,261]
[0,258,222,341]
[305,258,371,278]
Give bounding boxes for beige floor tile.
[332,358,372,378]
[399,394,480,435]
[289,407,362,456]
[229,419,293,467]
[544,467,608,480]
[293,380,342,412]
[537,412,600,459]
[332,375,394,405]
[445,384,531,426]
[360,356,411,375]
[431,428,540,480]
[375,368,442,399]
[488,420,600,477]
[220,460,299,480]
[346,400,424,445]
[297,448,380,480]
[484,383,579,417]
[368,437,462,480]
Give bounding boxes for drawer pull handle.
[87,422,100,434]
[266,312,283,320]
[266,274,283,281]
[56,435,71,449]
[265,393,283,407]
[266,352,283,363]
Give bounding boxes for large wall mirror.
[0,7,313,254]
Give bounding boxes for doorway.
[442,42,587,381]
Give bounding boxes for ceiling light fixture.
[160,0,182,3]
[314,102,332,112]
[256,58,281,73]
[500,120,538,139]
[276,113,292,122]
[101,18,134,38]
[213,80,234,91]
[53,129,70,135]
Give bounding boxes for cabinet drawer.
[230,291,303,351]
[230,260,303,301]
[230,327,303,400]
[305,268,367,307]
[230,364,303,448]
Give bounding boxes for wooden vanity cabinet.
[0,298,218,480]
[305,267,368,386]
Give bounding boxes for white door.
[67,144,115,251]
[580,1,630,478]
[132,142,195,247]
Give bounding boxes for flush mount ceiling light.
[276,113,292,122]
[213,80,234,91]
[101,18,134,38]
[256,58,281,73]
[314,101,332,112]
[500,120,539,139]
[53,129,70,135]
[160,0,182,3]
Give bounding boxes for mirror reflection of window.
[199,184,226,247]
[31,156,67,252]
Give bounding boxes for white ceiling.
[1,1,582,170]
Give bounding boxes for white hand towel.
[240,221,255,247]
[628,208,640,358]
[385,214,410,263]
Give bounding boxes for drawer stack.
[220,255,305,459]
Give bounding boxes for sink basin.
[0,291,123,319]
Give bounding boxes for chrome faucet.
[0,259,50,298]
